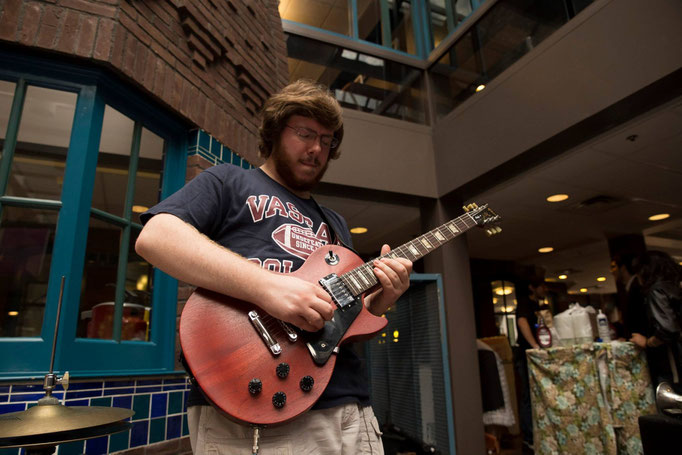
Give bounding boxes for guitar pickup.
[249,310,281,356]
[319,274,355,309]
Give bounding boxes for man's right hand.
[259,274,336,332]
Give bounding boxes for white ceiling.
[318,94,682,294]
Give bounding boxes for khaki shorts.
[188,403,384,455]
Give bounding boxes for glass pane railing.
[430,0,594,121]
[287,33,428,124]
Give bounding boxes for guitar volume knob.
[248,378,262,395]
[272,391,286,408]
[276,362,290,378]
[300,375,314,392]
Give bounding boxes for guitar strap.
[309,195,359,255]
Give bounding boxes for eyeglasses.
[285,125,339,150]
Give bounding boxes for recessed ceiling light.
[132,205,149,213]
[475,84,485,92]
[8,311,18,316]
[558,274,567,280]
[350,227,368,234]
[546,194,569,202]
[580,288,588,293]
[538,247,554,253]
[648,213,670,221]
[597,276,606,282]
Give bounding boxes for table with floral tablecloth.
[527,342,656,455]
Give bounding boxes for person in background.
[514,276,548,453]
[612,253,646,339]
[630,251,682,390]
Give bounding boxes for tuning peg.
[495,227,502,234]
[472,203,478,209]
[463,205,469,212]
[486,229,493,236]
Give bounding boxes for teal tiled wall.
[188,129,255,169]
[0,376,190,455]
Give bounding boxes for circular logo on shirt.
[272,223,327,260]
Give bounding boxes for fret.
[419,237,433,249]
[433,230,446,242]
[407,244,420,259]
[445,221,460,235]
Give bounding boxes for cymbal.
[0,403,134,448]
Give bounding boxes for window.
[0,51,187,377]
[491,280,517,346]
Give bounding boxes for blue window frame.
[0,49,188,378]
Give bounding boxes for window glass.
[287,34,427,124]
[429,0,472,48]
[78,217,120,339]
[491,280,517,346]
[0,80,17,145]
[358,0,417,54]
[126,228,153,339]
[430,29,482,118]
[133,128,165,215]
[6,86,75,200]
[279,0,351,36]
[91,105,134,216]
[0,206,57,337]
[430,0,569,120]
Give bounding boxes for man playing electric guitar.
[135,80,412,454]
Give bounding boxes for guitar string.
[340,212,480,296]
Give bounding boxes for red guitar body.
[179,244,388,426]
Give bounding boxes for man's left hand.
[365,244,412,316]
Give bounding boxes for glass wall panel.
[429,0,472,48]
[0,80,17,146]
[357,0,384,45]
[280,0,351,36]
[6,86,75,200]
[287,34,427,123]
[358,0,417,54]
[133,128,165,215]
[430,0,570,120]
[430,28,482,119]
[0,206,57,337]
[92,106,134,216]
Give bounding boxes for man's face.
[532,283,548,300]
[271,115,333,193]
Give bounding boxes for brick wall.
[0,0,289,165]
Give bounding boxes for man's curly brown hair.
[258,80,344,160]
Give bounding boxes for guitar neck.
[339,211,479,297]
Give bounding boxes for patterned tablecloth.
[527,342,656,455]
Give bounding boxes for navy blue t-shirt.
[141,164,370,410]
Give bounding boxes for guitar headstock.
[463,203,502,236]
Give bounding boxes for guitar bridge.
[249,310,281,356]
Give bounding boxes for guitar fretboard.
[339,211,479,297]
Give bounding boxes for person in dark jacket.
[630,251,682,389]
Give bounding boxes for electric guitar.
[179,203,501,426]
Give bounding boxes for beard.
[271,144,329,193]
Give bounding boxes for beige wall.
[323,108,438,198]
[432,0,682,196]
